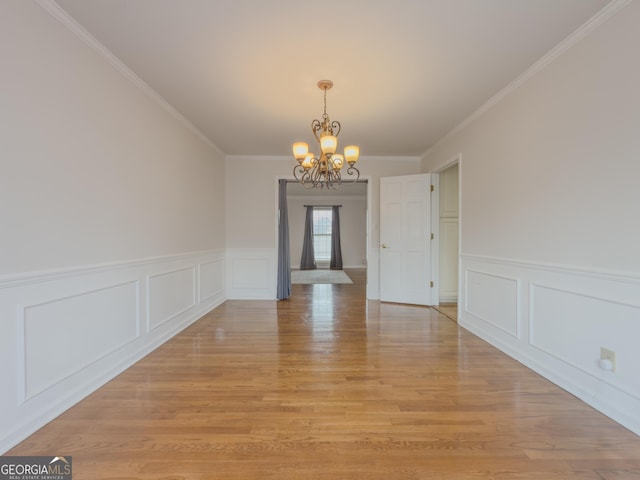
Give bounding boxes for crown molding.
[35,0,224,156]
[422,0,633,160]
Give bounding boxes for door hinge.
[430,281,434,288]
[430,184,434,192]
[430,233,434,240]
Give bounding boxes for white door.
[380,174,432,305]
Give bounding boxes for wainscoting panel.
[21,281,139,402]
[465,270,519,337]
[226,248,276,299]
[0,249,225,453]
[459,254,640,435]
[199,259,224,303]
[147,266,196,330]
[530,283,640,400]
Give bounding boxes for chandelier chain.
[323,88,328,119]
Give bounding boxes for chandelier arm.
[293,164,315,188]
[311,119,323,144]
[330,120,341,138]
[311,161,322,185]
[293,164,306,182]
[303,177,317,189]
[304,168,317,188]
[329,170,341,189]
[312,161,324,187]
[344,165,360,183]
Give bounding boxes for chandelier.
[292,80,360,189]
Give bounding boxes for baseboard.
[439,294,458,304]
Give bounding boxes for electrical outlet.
[600,347,616,372]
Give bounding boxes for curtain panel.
[330,205,343,270]
[300,205,317,270]
[276,180,291,299]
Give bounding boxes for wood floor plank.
[7,269,640,479]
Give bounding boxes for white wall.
[0,2,226,452]
[422,1,640,434]
[288,193,367,269]
[225,155,421,299]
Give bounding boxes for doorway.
[432,161,459,322]
[283,179,369,290]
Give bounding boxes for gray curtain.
[300,206,317,270]
[330,205,343,270]
[276,180,291,300]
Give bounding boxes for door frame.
[275,176,372,297]
[430,154,462,307]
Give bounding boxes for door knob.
[381,243,388,249]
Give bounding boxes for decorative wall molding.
[0,250,223,289]
[464,270,519,338]
[198,259,225,304]
[0,250,225,453]
[529,282,640,401]
[459,254,640,436]
[18,280,140,403]
[461,253,640,285]
[226,248,277,300]
[147,266,197,331]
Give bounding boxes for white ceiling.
[54,0,610,157]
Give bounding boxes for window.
[312,207,332,263]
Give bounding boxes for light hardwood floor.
[432,302,458,322]
[7,269,640,479]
